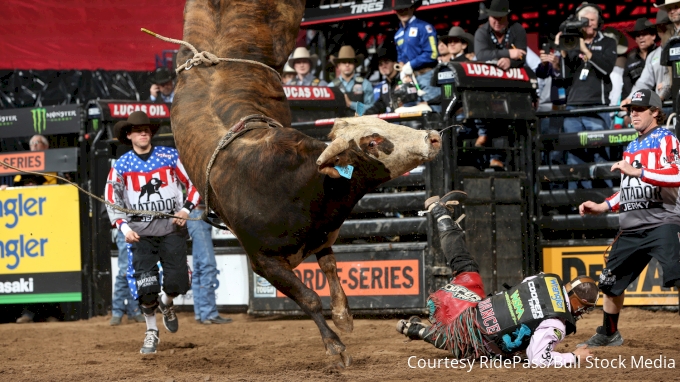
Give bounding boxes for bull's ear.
[317,137,351,178]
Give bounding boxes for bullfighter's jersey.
[105,145,200,237]
[605,126,680,231]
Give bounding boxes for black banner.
[0,105,83,139]
[0,147,79,176]
[540,127,646,151]
[0,271,81,304]
[301,0,481,26]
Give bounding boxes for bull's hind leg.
[316,247,353,333]
[251,255,348,359]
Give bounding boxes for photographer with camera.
[556,2,617,189]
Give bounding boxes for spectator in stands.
[187,200,233,325]
[439,26,474,64]
[15,134,62,323]
[282,63,296,85]
[622,18,660,100]
[288,47,327,86]
[558,3,617,189]
[537,41,568,166]
[149,67,175,104]
[603,27,629,109]
[474,0,527,71]
[437,40,451,64]
[393,0,441,112]
[110,230,145,325]
[365,45,417,115]
[328,45,374,115]
[621,9,672,118]
[472,0,527,169]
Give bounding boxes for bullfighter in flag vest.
[396,191,599,366]
[579,88,680,348]
[105,111,200,354]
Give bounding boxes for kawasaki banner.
[0,185,82,304]
[0,105,82,139]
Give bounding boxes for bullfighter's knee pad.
[161,268,190,297]
[135,270,161,314]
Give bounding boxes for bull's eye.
[368,141,377,148]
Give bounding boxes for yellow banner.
[543,246,677,306]
[0,185,81,274]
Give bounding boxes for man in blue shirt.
[328,45,375,115]
[393,0,440,112]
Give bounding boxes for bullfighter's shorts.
[599,223,680,296]
[127,232,191,300]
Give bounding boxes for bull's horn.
[316,137,349,165]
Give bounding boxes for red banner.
[108,103,170,119]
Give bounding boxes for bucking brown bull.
[171,0,441,366]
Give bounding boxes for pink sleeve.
[525,318,576,367]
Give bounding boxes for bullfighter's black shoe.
[577,326,624,347]
[158,299,178,333]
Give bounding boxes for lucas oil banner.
[0,185,81,304]
[543,246,677,305]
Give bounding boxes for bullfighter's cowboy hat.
[393,0,423,11]
[329,45,365,66]
[439,26,475,52]
[485,0,511,17]
[113,111,160,146]
[150,67,174,85]
[287,47,318,70]
[655,0,680,9]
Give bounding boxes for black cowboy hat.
[150,67,174,85]
[655,8,670,25]
[113,111,160,145]
[629,17,657,39]
[486,0,510,17]
[394,0,422,11]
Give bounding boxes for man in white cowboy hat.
[474,0,527,71]
[328,45,374,115]
[393,0,441,112]
[656,0,680,37]
[282,63,296,85]
[149,67,175,104]
[439,26,474,63]
[288,47,327,86]
[106,110,201,354]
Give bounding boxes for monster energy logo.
[92,119,99,131]
[578,131,605,146]
[578,132,588,146]
[676,61,680,76]
[444,84,453,99]
[31,108,46,134]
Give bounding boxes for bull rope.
[0,160,202,221]
[141,28,282,82]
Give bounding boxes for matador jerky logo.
[578,132,605,146]
[31,108,77,134]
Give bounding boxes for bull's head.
[316,116,441,179]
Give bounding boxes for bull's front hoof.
[331,309,354,333]
[324,338,346,356]
[334,351,353,369]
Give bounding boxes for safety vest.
[333,76,365,103]
[475,273,576,355]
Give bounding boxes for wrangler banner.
[0,185,81,304]
[543,246,677,306]
[249,244,425,312]
[0,105,82,139]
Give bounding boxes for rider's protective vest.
[475,273,576,355]
[333,76,365,103]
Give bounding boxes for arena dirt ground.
[1,307,678,381]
